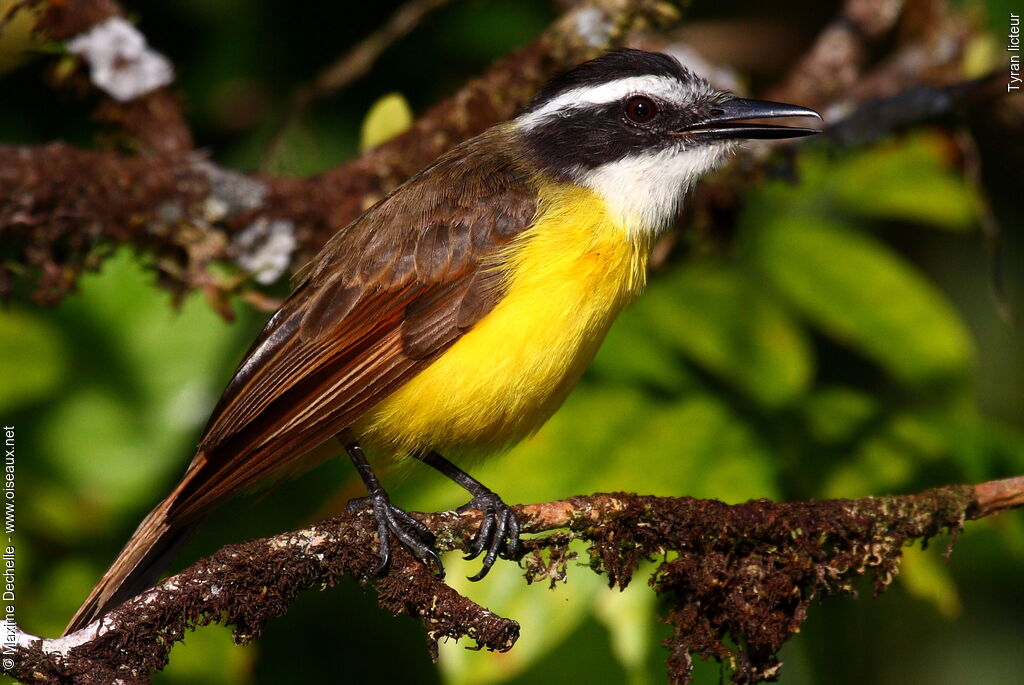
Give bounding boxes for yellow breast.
[353,183,650,461]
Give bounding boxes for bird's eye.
[624,96,657,123]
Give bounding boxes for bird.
[65,49,820,634]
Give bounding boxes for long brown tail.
[63,479,201,635]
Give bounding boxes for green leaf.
[899,545,962,618]
[436,541,607,685]
[42,249,255,518]
[42,388,178,513]
[594,394,779,502]
[0,309,65,411]
[360,92,413,150]
[821,413,949,498]
[24,558,96,637]
[156,624,256,685]
[0,0,45,74]
[800,386,879,445]
[403,385,653,511]
[404,389,650,685]
[907,411,1024,481]
[260,117,360,177]
[637,263,812,408]
[745,216,973,388]
[829,133,981,231]
[589,305,692,393]
[822,436,917,499]
[593,562,660,685]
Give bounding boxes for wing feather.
[166,126,537,525]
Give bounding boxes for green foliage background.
[2,1,1023,683]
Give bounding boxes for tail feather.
[64,492,200,635]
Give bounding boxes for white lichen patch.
[822,101,852,125]
[197,161,267,219]
[67,17,174,102]
[231,218,297,285]
[662,43,742,93]
[574,7,613,48]
[154,200,184,224]
[202,196,231,224]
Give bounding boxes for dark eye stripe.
[518,99,675,181]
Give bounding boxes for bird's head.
[515,49,821,234]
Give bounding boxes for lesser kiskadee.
[65,49,820,634]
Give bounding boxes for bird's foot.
[457,489,521,581]
[348,493,444,577]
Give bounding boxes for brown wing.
[64,125,538,635]
[168,125,537,524]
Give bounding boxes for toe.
[500,510,522,560]
[360,493,445,577]
[460,493,522,579]
[391,524,445,576]
[465,509,495,561]
[392,506,436,544]
[468,510,506,581]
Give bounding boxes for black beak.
[673,97,822,141]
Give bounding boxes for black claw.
[374,521,391,574]
[464,509,494,561]
[417,450,520,579]
[352,492,445,578]
[391,505,436,543]
[361,494,393,574]
[457,490,521,581]
[422,547,445,576]
[346,441,445,578]
[501,511,522,560]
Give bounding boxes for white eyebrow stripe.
[516,75,686,130]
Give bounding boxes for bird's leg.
[343,441,443,577]
[421,451,521,581]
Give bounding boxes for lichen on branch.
[9,477,1022,685]
[0,0,683,306]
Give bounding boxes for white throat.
[580,144,729,237]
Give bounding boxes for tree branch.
[7,476,1022,685]
[5,4,1020,684]
[2,0,1002,311]
[1,0,682,306]
[28,0,192,153]
[767,0,906,108]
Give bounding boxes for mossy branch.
[0,0,683,307]
[8,476,1023,685]
[3,0,1007,310]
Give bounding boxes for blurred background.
[2,0,1022,683]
